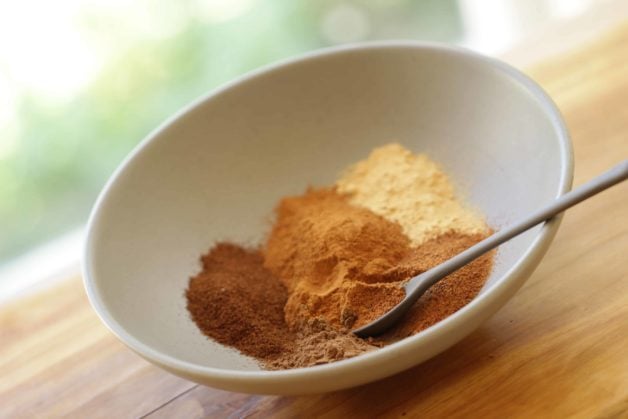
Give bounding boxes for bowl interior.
[86,45,568,372]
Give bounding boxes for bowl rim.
[83,40,574,385]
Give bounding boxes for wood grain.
[1,22,628,419]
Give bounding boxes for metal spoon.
[353,160,628,337]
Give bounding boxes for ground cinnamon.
[264,188,410,330]
[383,232,493,339]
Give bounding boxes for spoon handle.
[405,160,628,299]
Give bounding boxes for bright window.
[0,0,595,297]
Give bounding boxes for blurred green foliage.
[0,0,461,264]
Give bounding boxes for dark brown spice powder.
[186,243,294,360]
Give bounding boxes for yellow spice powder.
[336,143,487,245]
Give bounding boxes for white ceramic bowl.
[84,42,573,395]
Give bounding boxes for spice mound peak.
[337,143,488,245]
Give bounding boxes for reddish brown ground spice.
[382,232,494,339]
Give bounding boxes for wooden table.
[2,23,628,419]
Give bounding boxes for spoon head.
[352,294,413,337]
[353,272,434,337]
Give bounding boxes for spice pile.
[186,144,494,369]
